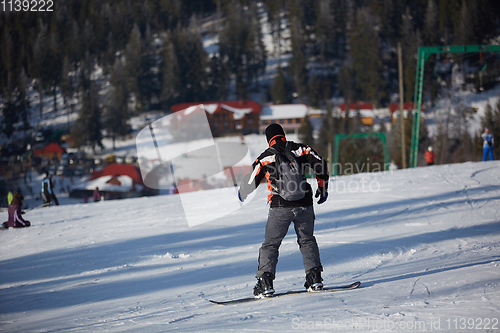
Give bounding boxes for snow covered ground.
[1,160,500,332]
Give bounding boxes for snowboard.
[209,281,361,306]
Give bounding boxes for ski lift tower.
[410,44,500,168]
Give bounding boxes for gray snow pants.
[256,206,322,278]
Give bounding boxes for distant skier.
[42,173,59,206]
[425,146,436,166]
[2,193,31,229]
[482,127,494,161]
[93,187,101,202]
[238,124,329,297]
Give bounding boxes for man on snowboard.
[238,124,329,297]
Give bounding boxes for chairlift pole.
[410,44,500,168]
[398,43,406,169]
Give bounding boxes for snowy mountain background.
[1,159,499,332]
[2,1,500,150]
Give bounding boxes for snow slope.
[1,161,500,332]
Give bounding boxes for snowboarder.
[238,124,329,297]
[42,173,59,206]
[425,146,436,166]
[2,193,31,229]
[482,127,494,161]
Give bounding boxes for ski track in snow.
[1,160,500,332]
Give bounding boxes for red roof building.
[389,102,425,121]
[339,102,375,126]
[34,143,65,160]
[171,101,262,136]
[88,163,143,185]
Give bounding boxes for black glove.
[315,182,328,204]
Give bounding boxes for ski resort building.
[33,143,66,161]
[389,102,425,121]
[259,104,309,135]
[338,102,375,126]
[171,101,262,136]
[70,163,157,200]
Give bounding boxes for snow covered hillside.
[1,161,500,332]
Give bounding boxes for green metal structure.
[333,133,390,176]
[410,44,500,168]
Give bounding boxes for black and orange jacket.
[239,135,329,208]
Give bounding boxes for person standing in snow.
[482,127,494,161]
[2,193,31,229]
[425,146,436,166]
[93,187,101,202]
[238,124,329,297]
[42,173,59,206]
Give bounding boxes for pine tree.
[48,33,62,114]
[338,65,357,106]
[171,17,209,102]
[219,2,266,99]
[73,52,103,152]
[371,0,398,43]
[158,0,181,31]
[60,56,77,129]
[298,114,314,146]
[349,8,385,106]
[104,58,131,149]
[264,0,282,59]
[453,0,474,46]
[137,25,162,111]
[400,7,421,103]
[247,2,267,90]
[207,52,229,101]
[307,74,322,108]
[289,17,308,101]
[316,107,335,160]
[1,69,30,138]
[315,0,334,63]
[423,0,438,46]
[33,20,51,116]
[0,25,14,97]
[160,32,180,108]
[271,67,291,104]
[125,23,142,112]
